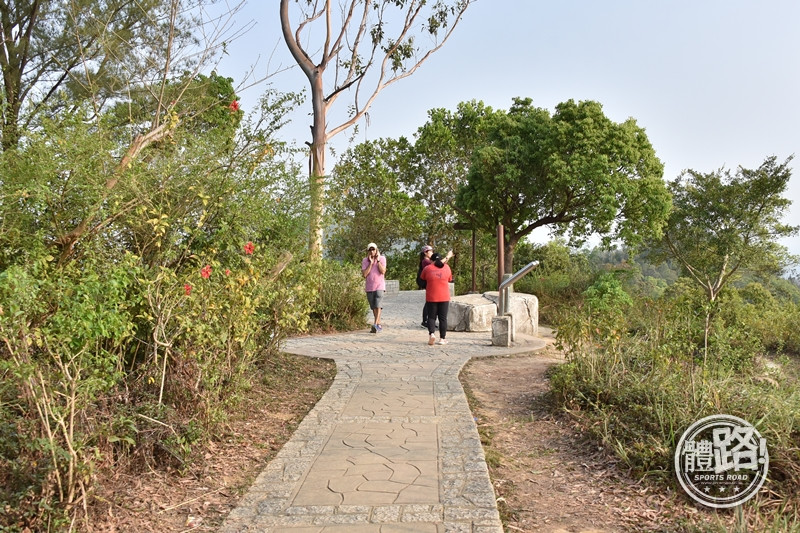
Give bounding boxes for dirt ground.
[87,352,338,532]
[86,333,732,532]
[460,330,729,533]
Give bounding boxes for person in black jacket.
[417,245,434,328]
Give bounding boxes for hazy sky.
[211,1,800,260]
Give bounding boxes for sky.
[208,1,800,261]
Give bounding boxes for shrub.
[515,242,595,325]
[550,297,800,520]
[0,239,318,529]
[0,251,140,528]
[310,259,369,331]
[555,272,632,357]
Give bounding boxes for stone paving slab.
[220,290,546,532]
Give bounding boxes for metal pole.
[498,260,540,315]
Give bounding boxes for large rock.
[447,291,539,335]
[447,293,497,332]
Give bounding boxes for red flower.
[225,269,231,276]
[229,100,240,112]
[244,241,255,255]
[184,283,192,295]
[201,265,212,279]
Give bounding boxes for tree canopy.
[405,100,496,245]
[456,98,671,273]
[326,137,425,262]
[659,156,797,303]
[0,0,202,151]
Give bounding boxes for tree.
[0,0,253,263]
[0,0,205,152]
[404,100,496,245]
[456,98,671,274]
[657,156,798,365]
[278,0,474,257]
[326,137,425,262]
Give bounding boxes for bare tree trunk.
[308,73,327,259]
[278,0,474,258]
[703,309,711,373]
[504,234,521,275]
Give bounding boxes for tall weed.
[550,306,800,521]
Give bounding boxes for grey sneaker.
[376,324,382,332]
[370,324,377,333]
[437,338,448,345]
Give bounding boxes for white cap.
[367,242,377,250]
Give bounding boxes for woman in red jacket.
[420,252,453,345]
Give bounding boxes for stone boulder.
[446,291,539,336]
[482,291,539,336]
[447,293,497,332]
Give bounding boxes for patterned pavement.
[220,290,546,532]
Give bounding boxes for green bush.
[515,242,595,325]
[310,259,370,331]
[0,82,317,528]
[551,334,800,488]
[726,282,800,355]
[0,251,140,529]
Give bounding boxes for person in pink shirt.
[361,242,387,333]
[420,252,453,345]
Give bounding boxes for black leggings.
[426,301,449,338]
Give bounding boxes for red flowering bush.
[142,241,316,430]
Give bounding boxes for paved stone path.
[221,290,546,533]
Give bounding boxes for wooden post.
[453,221,478,294]
[471,229,477,293]
[497,224,504,288]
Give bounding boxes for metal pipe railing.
[497,260,539,316]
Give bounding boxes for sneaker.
[370,324,377,333]
[421,322,428,329]
[428,333,435,346]
[437,338,448,345]
[376,324,382,332]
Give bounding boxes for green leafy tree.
[327,138,425,263]
[0,3,321,527]
[0,0,201,151]
[405,100,498,245]
[656,156,798,366]
[0,1,255,263]
[456,98,671,274]
[0,74,312,530]
[279,0,475,257]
